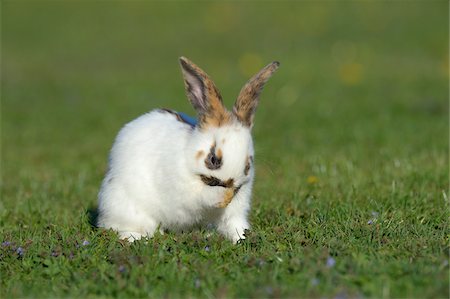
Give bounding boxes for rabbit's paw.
[119,231,145,242]
[216,189,235,208]
[217,219,249,243]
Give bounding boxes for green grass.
[1,1,448,298]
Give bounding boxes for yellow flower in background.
[339,63,364,85]
[307,175,319,185]
[238,53,263,78]
[332,40,365,86]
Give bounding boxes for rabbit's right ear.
[179,57,231,128]
[233,61,279,128]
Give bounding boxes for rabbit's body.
[97,57,278,242]
[98,110,253,241]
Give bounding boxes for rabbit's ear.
[179,57,231,127]
[233,61,279,128]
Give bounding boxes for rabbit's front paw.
[217,219,249,243]
[216,189,235,208]
[119,231,145,242]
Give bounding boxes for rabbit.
[97,57,279,242]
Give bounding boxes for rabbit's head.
[180,57,279,205]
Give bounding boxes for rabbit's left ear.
[233,61,279,128]
[179,57,231,127]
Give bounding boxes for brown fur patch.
[200,175,233,188]
[158,108,195,128]
[159,108,183,121]
[199,100,233,129]
[244,156,254,176]
[222,178,234,188]
[202,78,231,128]
[199,107,232,129]
[233,61,280,127]
[217,188,235,208]
[196,150,205,160]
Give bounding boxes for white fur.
[97,110,254,242]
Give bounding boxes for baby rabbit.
[97,57,279,242]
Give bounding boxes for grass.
[1,1,449,298]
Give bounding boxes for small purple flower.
[204,245,210,252]
[2,241,11,247]
[326,256,336,268]
[118,265,126,273]
[16,247,24,257]
[82,240,90,246]
[51,251,59,257]
[335,291,348,299]
[194,278,201,288]
[367,219,374,225]
[258,259,266,267]
[264,286,274,295]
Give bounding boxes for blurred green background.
[3,1,448,176]
[1,1,448,298]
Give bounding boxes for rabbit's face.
[189,123,254,197]
[179,56,278,206]
[185,122,255,208]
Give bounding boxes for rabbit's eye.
[244,156,254,176]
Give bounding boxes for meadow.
[1,1,449,298]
